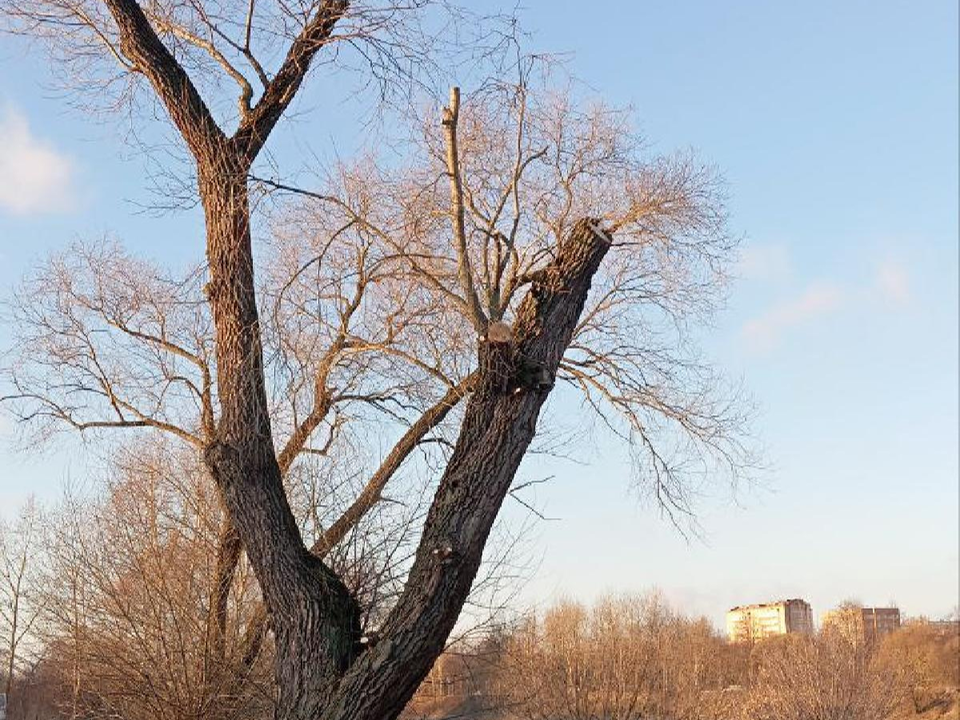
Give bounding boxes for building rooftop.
[728,598,810,612]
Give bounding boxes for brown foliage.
[493,593,738,720]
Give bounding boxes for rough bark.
[318,218,612,720]
[197,160,361,717]
[93,3,615,717]
[102,0,225,159]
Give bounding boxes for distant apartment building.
[726,599,814,642]
[861,607,901,639]
[822,606,901,641]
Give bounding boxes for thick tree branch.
[276,394,333,476]
[203,518,242,669]
[315,372,478,555]
[232,0,349,162]
[321,218,612,720]
[102,0,225,159]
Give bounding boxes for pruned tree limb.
[442,86,488,336]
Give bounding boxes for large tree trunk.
[197,154,361,719]
[197,195,609,719]
[318,218,612,720]
[160,130,610,720]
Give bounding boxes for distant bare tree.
[0,499,44,704]
[743,630,904,720]
[876,620,960,715]
[1,655,65,720]
[0,0,752,711]
[494,592,735,720]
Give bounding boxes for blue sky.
[1,0,957,629]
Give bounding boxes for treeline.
[407,595,959,720]
[4,490,957,720]
[0,464,956,720]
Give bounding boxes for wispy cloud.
[0,106,77,215]
[737,243,792,282]
[875,260,910,305]
[742,283,843,351]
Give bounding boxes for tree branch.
[232,0,349,162]
[146,11,256,118]
[102,0,225,159]
[314,372,477,555]
[442,86,488,336]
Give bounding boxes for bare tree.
[0,0,752,714]
[743,630,905,720]
[493,592,735,720]
[38,445,275,720]
[0,498,45,704]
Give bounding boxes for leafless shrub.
[743,630,905,720]
[493,592,736,720]
[38,444,274,720]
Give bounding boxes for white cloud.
[875,260,910,305]
[0,106,77,215]
[742,283,843,351]
[737,243,792,282]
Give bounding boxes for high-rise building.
[726,598,814,642]
[822,606,901,642]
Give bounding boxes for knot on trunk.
[478,320,514,395]
[477,340,554,397]
[203,440,241,489]
[510,357,554,394]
